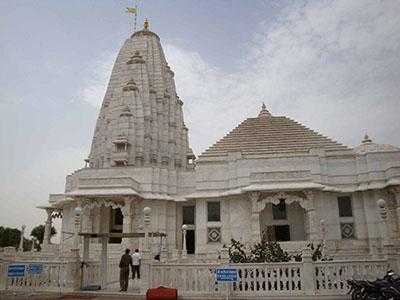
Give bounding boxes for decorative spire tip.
[144,18,149,30]
[258,102,271,118]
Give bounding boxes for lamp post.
[182,224,188,258]
[31,237,36,252]
[143,207,152,251]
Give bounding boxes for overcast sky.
[1,0,399,236]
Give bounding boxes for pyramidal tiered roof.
[200,105,351,157]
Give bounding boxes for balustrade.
[148,259,390,297]
[1,260,70,292]
[0,257,392,296]
[314,259,389,295]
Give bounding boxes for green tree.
[0,226,21,248]
[30,225,56,245]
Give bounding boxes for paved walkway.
[0,291,350,300]
[1,279,350,300]
[105,278,141,293]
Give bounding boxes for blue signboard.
[8,264,25,277]
[216,267,238,282]
[28,264,43,275]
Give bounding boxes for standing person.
[119,249,133,292]
[131,248,141,280]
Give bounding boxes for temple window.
[337,196,355,239]
[182,206,195,225]
[207,201,220,222]
[338,196,353,217]
[115,143,126,152]
[272,199,287,220]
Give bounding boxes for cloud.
[79,51,117,107]
[165,0,400,155]
[2,0,400,234]
[0,147,86,236]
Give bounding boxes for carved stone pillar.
[81,203,92,233]
[18,225,26,252]
[121,199,133,248]
[249,192,261,243]
[73,206,82,250]
[43,209,53,247]
[304,191,317,241]
[389,186,400,238]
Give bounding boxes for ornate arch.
[80,198,124,210]
[250,191,315,213]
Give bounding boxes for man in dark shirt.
[119,249,133,292]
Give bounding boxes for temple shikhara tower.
[42,21,400,264]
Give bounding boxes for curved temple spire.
[88,24,193,169]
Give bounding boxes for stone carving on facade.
[207,228,221,243]
[388,186,400,237]
[250,190,317,241]
[252,191,313,213]
[80,198,123,210]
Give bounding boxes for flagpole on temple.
[126,0,140,33]
[133,2,138,32]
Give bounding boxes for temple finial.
[258,102,271,118]
[144,18,149,30]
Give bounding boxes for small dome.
[355,134,400,154]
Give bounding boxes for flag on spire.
[126,7,137,14]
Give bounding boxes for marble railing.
[148,259,391,297]
[0,260,72,292]
[0,257,391,296]
[314,259,389,295]
[232,262,303,296]
[149,263,221,296]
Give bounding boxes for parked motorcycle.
[347,270,400,300]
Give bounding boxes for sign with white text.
[216,267,238,282]
[28,264,43,275]
[8,264,25,277]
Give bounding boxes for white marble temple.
[42,22,400,262]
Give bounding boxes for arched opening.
[260,200,305,242]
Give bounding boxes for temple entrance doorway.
[182,205,196,254]
[186,230,195,254]
[109,208,123,243]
